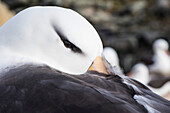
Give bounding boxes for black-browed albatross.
[148,39,170,89]
[149,39,170,77]
[0,6,170,113]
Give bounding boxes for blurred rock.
[150,0,170,19]
[131,1,146,14]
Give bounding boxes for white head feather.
[0,6,103,75]
[153,39,169,54]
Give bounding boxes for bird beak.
[165,50,170,56]
[126,72,133,77]
[88,56,108,74]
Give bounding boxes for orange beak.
[88,56,108,74]
[165,50,170,56]
[126,72,133,77]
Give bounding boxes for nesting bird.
[0,6,170,113]
[149,39,170,77]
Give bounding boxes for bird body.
[1,64,170,113]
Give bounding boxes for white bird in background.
[129,63,170,97]
[129,63,149,85]
[149,39,170,77]
[103,47,120,70]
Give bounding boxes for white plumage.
[0,6,103,75]
[149,39,170,77]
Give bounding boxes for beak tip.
[88,56,108,74]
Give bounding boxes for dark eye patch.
[62,39,82,53]
[54,27,82,53]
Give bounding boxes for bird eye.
[62,39,82,53]
[63,40,72,48]
[54,27,82,53]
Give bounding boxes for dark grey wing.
[1,64,169,113]
[76,71,170,113]
[0,65,147,113]
[101,58,170,113]
[123,77,170,113]
[74,72,148,113]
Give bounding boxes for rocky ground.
[1,0,170,73]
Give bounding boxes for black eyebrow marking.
[53,27,82,53]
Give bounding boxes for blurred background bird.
[149,39,170,77]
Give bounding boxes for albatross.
[148,39,170,89]
[0,6,170,113]
[149,39,170,77]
